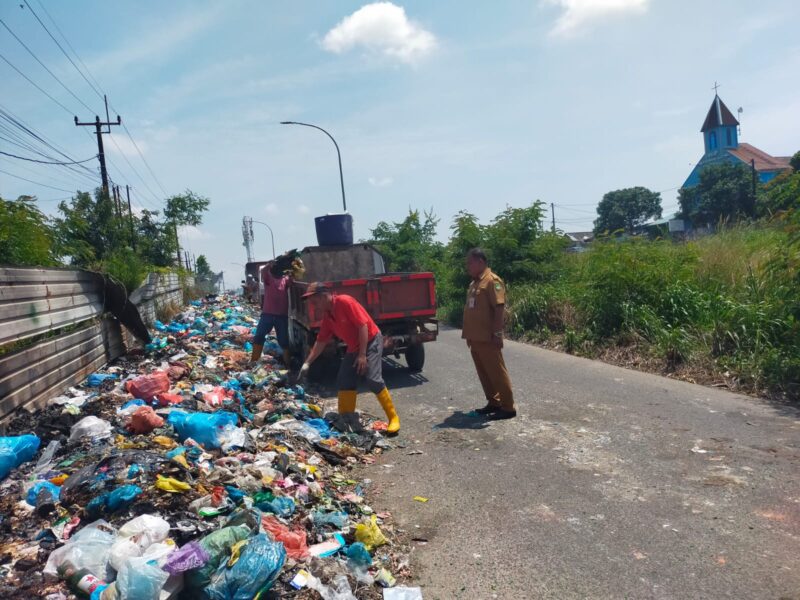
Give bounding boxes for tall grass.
[502,224,799,398]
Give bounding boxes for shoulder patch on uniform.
[495,282,502,291]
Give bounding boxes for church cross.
[712,81,721,94]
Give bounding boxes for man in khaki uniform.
[462,248,516,419]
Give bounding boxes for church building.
[683,94,792,188]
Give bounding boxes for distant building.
[565,231,593,252]
[683,94,792,188]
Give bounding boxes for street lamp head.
[279,121,294,125]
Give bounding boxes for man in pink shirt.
[251,264,291,366]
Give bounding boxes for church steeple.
[701,94,739,153]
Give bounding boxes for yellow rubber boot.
[376,388,400,435]
[338,390,357,414]
[250,344,263,362]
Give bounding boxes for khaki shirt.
[462,268,506,342]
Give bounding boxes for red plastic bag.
[156,393,184,407]
[167,362,189,381]
[126,371,170,400]
[203,386,232,408]
[262,515,309,560]
[128,406,165,434]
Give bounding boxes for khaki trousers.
[469,341,515,411]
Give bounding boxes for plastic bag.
[126,371,170,400]
[261,495,295,518]
[86,373,117,387]
[313,510,350,529]
[156,392,184,406]
[383,587,424,600]
[26,480,61,506]
[87,485,142,516]
[206,533,286,600]
[345,542,372,567]
[355,515,387,551]
[183,525,251,592]
[155,475,190,493]
[127,406,165,434]
[69,416,113,442]
[110,514,171,571]
[268,419,322,443]
[262,516,309,560]
[307,574,357,600]
[44,520,117,581]
[306,418,334,439]
[218,425,247,452]
[114,557,169,600]
[0,434,41,479]
[163,541,209,575]
[167,410,238,449]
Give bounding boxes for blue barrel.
[315,213,353,246]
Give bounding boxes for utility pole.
[113,185,122,218]
[192,254,196,272]
[241,216,254,263]
[74,96,120,197]
[125,185,136,250]
[551,202,556,233]
[174,223,182,270]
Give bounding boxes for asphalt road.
[341,329,800,600]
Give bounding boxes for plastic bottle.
[57,560,107,597]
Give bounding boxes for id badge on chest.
[468,295,476,309]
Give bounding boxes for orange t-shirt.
[317,295,380,353]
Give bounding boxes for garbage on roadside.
[0,294,414,599]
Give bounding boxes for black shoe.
[487,410,517,420]
[475,404,502,415]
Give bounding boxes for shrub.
[103,248,148,293]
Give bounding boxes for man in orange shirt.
[299,283,400,434]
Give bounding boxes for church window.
[726,128,732,146]
[709,131,717,150]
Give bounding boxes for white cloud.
[321,2,436,64]
[544,0,649,38]
[368,176,394,187]
[264,203,280,215]
[297,204,311,215]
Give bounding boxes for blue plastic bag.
[167,411,238,449]
[26,480,61,506]
[0,434,40,480]
[258,495,295,518]
[206,533,286,600]
[306,418,333,439]
[313,510,350,528]
[225,486,246,504]
[346,542,372,567]
[115,557,168,600]
[86,373,117,387]
[87,484,142,516]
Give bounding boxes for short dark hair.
[466,248,488,263]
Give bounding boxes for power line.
[19,4,170,201]
[0,167,77,193]
[22,0,105,102]
[0,150,96,165]
[0,17,97,114]
[106,133,163,206]
[0,52,75,116]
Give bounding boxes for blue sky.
[2,0,798,286]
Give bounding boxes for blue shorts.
[254,313,289,349]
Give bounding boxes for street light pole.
[280,121,347,212]
[251,220,276,258]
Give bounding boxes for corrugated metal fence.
[0,267,188,424]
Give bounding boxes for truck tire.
[405,343,425,372]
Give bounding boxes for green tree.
[0,196,57,266]
[164,190,210,268]
[137,209,177,267]
[369,209,442,272]
[790,150,800,172]
[679,163,758,227]
[53,189,123,265]
[759,170,800,216]
[194,254,217,294]
[593,187,662,235]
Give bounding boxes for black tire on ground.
[405,343,425,372]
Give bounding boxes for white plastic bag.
[44,520,117,581]
[384,587,424,600]
[307,574,357,600]
[69,416,113,442]
[109,515,170,571]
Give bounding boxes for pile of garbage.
[0,295,421,599]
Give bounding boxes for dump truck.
[287,244,438,374]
